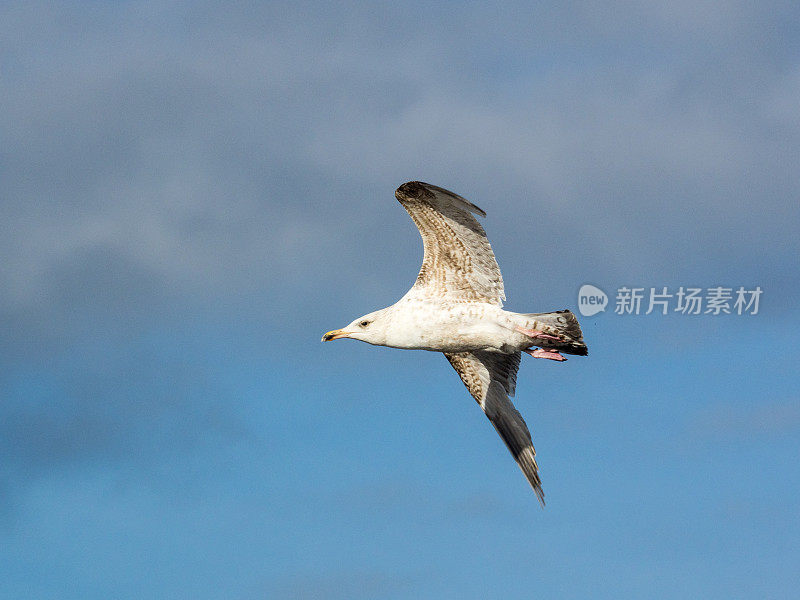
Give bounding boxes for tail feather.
[520,309,588,356]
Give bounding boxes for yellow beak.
[321,329,349,342]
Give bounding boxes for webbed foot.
[524,347,567,362]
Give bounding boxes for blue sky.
[2,1,799,598]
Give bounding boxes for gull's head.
[322,309,390,346]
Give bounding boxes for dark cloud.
[1,1,797,328]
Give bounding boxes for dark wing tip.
[515,446,546,508]
[395,181,487,218]
[395,181,430,200]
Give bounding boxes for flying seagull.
[322,181,587,505]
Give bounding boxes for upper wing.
[444,350,544,506]
[395,181,505,306]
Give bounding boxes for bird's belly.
[388,305,514,352]
[435,328,515,352]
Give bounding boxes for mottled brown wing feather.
[395,181,505,305]
[444,351,544,506]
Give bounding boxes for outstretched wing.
[444,350,544,506]
[395,181,505,306]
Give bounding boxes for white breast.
[384,299,511,352]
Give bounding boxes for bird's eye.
[359,320,370,327]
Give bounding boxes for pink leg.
[524,347,567,362]
[515,326,561,342]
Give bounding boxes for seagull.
[322,181,587,505]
